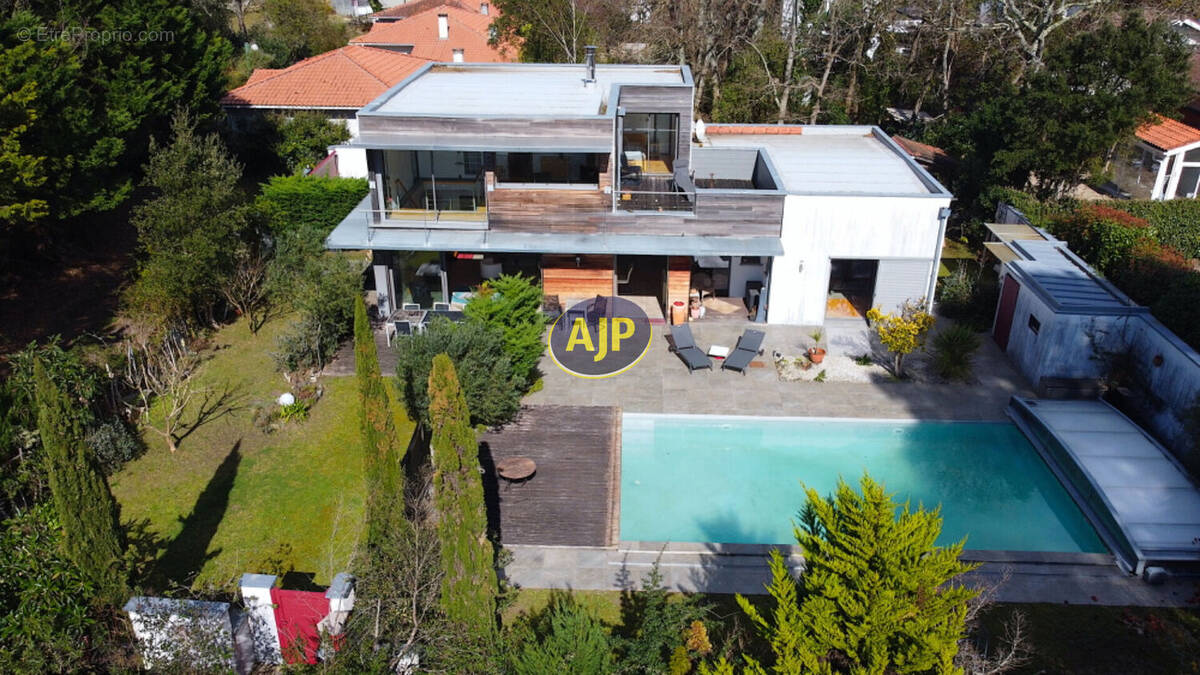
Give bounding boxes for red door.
[993,275,1020,351]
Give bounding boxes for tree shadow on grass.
[173,383,248,448]
[154,441,242,587]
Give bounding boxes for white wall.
[767,194,949,325]
[728,256,766,299]
[334,146,368,178]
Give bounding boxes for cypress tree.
[727,474,978,674]
[354,297,405,544]
[428,354,496,633]
[33,359,126,601]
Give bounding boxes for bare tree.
[229,0,262,40]
[645,0,770,115]
[123,333,202,454]
[991,0,1106,82]
[956,568,1032,674]
[220,246,270,334]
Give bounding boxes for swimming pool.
[620,414,1106,553]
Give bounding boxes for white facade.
[767,194,949,325]
[333,145,369,178]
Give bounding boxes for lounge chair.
[669,324,712,373]
[722,329,766,374]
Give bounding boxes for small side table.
[707,344,731,360]
[496,456,537,489]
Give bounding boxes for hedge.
[257,174,369,251]
[1107,200,1200,260]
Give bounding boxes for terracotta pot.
[808,347,827,364]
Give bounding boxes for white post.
[239,574,282,665]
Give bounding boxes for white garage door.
[873,259,932,314]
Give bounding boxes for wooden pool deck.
[480,405,620,547]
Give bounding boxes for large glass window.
[378,150,486,220]
[1110,142,1162,200]
[622,113,678,175]
[493,152,603,184]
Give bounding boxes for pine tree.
[33,359,126,601]
[428,354,497,634]
[712,473,978,674]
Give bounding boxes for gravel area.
[773,319,971,384]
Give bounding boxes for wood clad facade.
[485,187,785,238]
[667,256,692,324]
[541,254,615,299]
[357,115,612,149]
[618,85,694,171]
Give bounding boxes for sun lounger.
[669,324,712,372]
[722,329,766,374]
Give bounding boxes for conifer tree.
[710,474,978,674]
[428,354,496,633]
[353,297,405,544]
[33,359,126,601]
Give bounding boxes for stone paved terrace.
[524,320,1033,420]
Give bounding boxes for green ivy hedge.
[1106,200,1200,260]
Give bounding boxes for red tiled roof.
[705,124,805,135]
[351,4,513,62]
[221,46,429,109]
[1136,114,1200,152]
[892,135,953,163]
[371,0,472,21]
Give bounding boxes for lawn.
[111,315,414,590]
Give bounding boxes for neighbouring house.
[323,56,952,325]
[221,45,429,173]
[1105,114,1200,200]
[369,0,482,23]
[350,2,512,63]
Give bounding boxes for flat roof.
[366,63,688,117]
[325,197,782,255]
[1011,398,1200,571]
[1007,239,1142,314]
[703,126,949,197]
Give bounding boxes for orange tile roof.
[705,124,805,135]
[221,46,429,109]
[351,4,514,63]
[1136,114,1200,152]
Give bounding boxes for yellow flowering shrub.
[866,299,936,377]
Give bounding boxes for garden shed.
[990,235,1147,391]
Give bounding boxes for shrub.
[272,254,361,373]
[1108,199,1200,260]
[395,319,521,427]
[510,593,613,674]
[268,111,350,174]
[463,274,547,387]
[278,401,309,423]
[86,420,142,474]
[1049,204,1155,274]
[931,324,982,382]
[866,300,936,378]
[258,174,369,262]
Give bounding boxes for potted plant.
[808,329,826,363]
[689,297,702,319]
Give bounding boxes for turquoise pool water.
[620,414,1106,553]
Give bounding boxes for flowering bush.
[867,300,936,377]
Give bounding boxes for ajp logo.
[548,296,652,378]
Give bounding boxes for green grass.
[111,315,414,590]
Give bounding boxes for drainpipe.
[584,45,596,82]
[925,206,951,312]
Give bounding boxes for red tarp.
[270,588,328,665]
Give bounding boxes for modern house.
[325,58,952,324]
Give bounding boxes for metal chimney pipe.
[584,45,596,82]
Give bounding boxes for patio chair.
[388,320,412,346]
[620,153,643,184]
[722,329,766,374]
[402,303,420,311]
[669,324,712,373]
[586,295,608,324]
[433,302,451,311]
